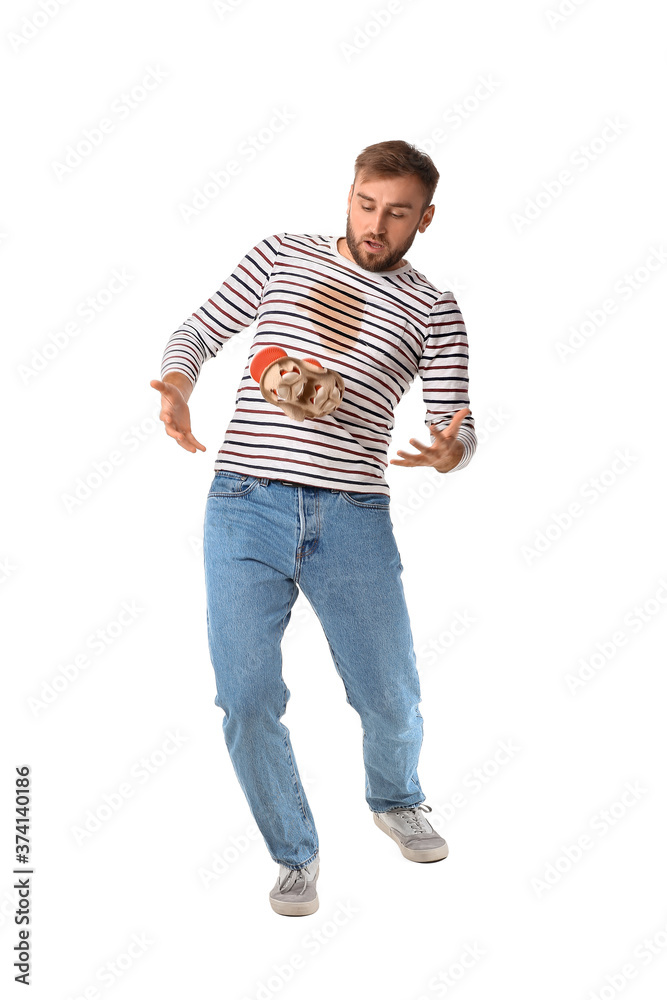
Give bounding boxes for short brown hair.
[353,139,439,216]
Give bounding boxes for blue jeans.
[203,472,426,870]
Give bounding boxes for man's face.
[344,170,435,272]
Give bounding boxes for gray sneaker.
[269,855,320,916]
[373,804,449,862]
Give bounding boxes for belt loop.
[260,477,269,486]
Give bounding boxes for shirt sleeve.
[418,292,477,473]
[160,233,284,387]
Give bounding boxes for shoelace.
[278,864,314,895]
[392,803,434,834]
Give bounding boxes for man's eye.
[361,206,404,219]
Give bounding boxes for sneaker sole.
[269,894,319,916]
[373,813,449,862]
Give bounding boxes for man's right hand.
[150,378,206,453]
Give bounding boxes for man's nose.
[368,214,386,235]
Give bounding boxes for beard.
[344,212,420,272]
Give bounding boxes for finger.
[430,409,470,437]
[150,379,173,395]
[184,432,206,452]
[392,449,423,466]
[407,437,429,454]
[176,435,197,453]
[166,426,186,443]
[447,407,471,429]
[151,379,180,399]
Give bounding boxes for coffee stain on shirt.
[295,278,366,354]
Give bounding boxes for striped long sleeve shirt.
[160,232,476,495]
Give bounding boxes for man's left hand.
[390,408,471,473]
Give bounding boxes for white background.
[2,0,666,997]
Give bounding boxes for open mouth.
[364,240,385,252]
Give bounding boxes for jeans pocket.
[340,491,390,509]
[207,472,259,497]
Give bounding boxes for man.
[150,139,476,917]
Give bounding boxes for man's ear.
[419,204,435,233]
